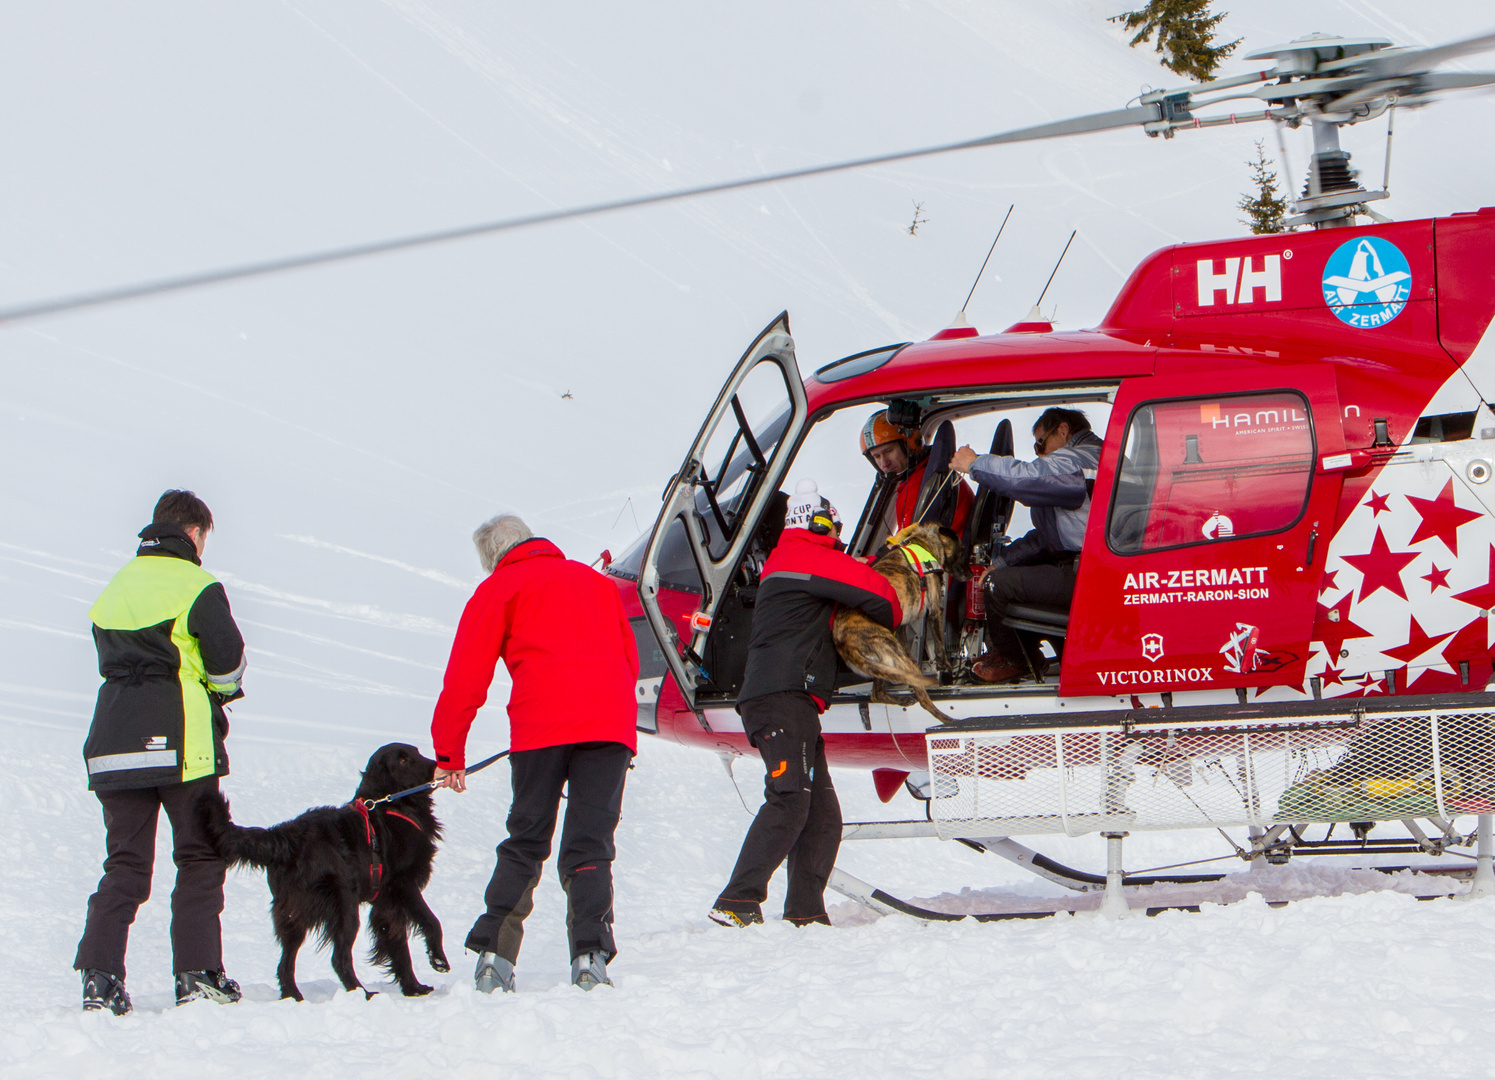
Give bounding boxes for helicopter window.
[609,516,706,594]
[695,360,794,559]
[1108,390,1314,554]
[1411,410,1476,444]
[812,343,909,384]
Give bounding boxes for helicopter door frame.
[637,312,808,712]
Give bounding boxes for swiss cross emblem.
[1141,634,1165,663]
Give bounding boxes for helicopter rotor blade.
[0,108,1158,325]
[1361,28,1495,79]
[3,27,1494,326]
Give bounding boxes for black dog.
[202,742,449,1000]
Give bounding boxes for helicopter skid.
[827,861,1477,925]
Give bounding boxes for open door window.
[637,313,807,710]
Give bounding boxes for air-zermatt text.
[1122,566,1270,606]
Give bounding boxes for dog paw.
[404,983,435,997]
[429,955,450,974]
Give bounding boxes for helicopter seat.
[998,603,1068,683]
[1000,603,1069,638]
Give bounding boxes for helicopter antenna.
[1033,230,1077,317]
[958,205,1014,316]
[1382,101,1397,194]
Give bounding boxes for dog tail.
[199,788,295,870]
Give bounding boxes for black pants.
[465,740,631,964]
[716,691,840,924]
[74,776,226,979]
[983,562,1077,660]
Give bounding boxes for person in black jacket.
[709,481,902,928]
[74,491,248,1014]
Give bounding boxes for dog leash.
[349,751,508,902]
[358,749,511,812]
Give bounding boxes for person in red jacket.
[431,514,638,994]
[710,481,902,929]
[861,410,974,542]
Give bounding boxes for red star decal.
[1453,546,1495,614]
[1319,665,1346,688]
[1312,594,1374,662]
[1422,564,1451,592]
[1443,615,1491,664]
[1366,491,1391,516]
[1355,672,1387,697]
[1341,528,1418,602]
[1318,569,1339,596]
[1382,616,1455,664]
[1406,479,1483,557]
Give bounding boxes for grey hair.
[473,514,533,573]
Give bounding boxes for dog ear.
[357,745,399,797]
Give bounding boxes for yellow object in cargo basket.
[1360,775,1430,799]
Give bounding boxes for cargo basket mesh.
[926,708,1495,839]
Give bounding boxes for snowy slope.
[7,725,1495,1079]
[4,2,1495,1076]
[4,0,1495,740]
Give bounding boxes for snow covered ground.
[7,1,1495,1076]
[7,716,1495,1079]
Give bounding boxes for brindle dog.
[832,523,967,724]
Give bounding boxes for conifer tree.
[1110,1,1241,81]
[1238,140,1288,234]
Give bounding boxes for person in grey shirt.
[950,408,1103,683]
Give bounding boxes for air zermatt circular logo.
[1321,236,1412,328]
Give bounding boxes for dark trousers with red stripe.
[74,776,226,979]
[464,740,631,964]
[716,691,840,925]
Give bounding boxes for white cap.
[784,479,840,532]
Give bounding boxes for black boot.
[708,900,764,927]
[175,969,242,1005]
[81,969,132,1016]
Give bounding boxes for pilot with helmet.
[950,407,1103,683]
[860,410,974,542]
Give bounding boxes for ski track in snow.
[7,719,1495,1079]
[277,534,472,590]
[214,571,454,636]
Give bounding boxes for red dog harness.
[352,798,424,901]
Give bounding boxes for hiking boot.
[175,969,242,1005]
[81,969,131,1016]
[474,952,515,994]
[571,951,612,991]
[971,653,1030,684]
[786,913,832,927]
[708,902,764,928]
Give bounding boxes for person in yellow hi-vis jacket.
[74,490,247,1015]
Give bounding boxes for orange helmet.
[860,410,922,470]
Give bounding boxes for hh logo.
[1141,633,1165,663]
[1196,254,1281,306]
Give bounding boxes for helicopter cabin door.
[1062,362,1345,698]
[637,313,807,711]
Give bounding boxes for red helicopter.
[8,28,1495,917]
[596,31,1495,914]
